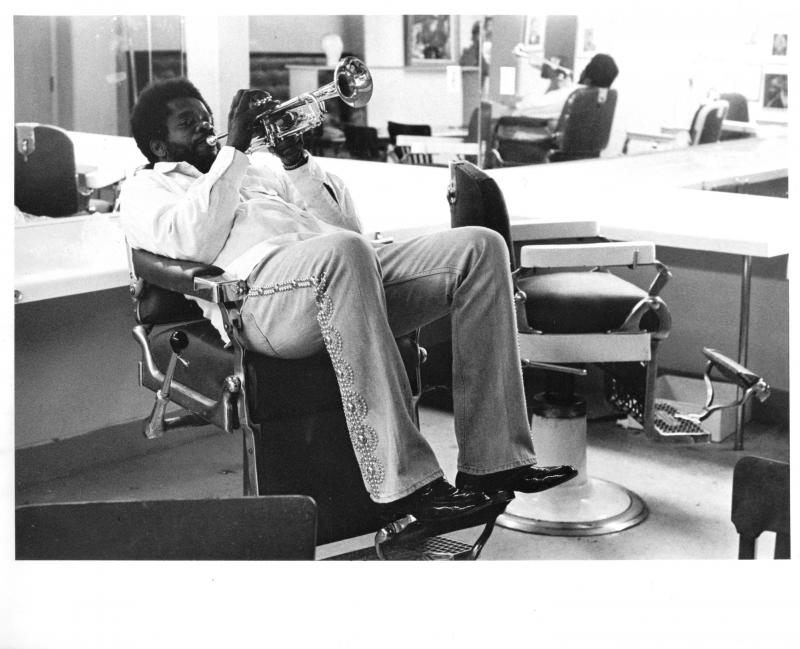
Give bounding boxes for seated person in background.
[119,79,577,522]
[514,53,619,127]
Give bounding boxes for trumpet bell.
[335,56,373,108]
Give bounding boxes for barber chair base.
[497,395,648,536]
[497,479,648,536]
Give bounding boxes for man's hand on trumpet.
[270,133,306,170]
[226,89,274,153]
[225,89,306,169]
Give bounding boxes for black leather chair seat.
[519,271,649,334]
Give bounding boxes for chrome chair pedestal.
[497,393,648,536]
[498,479,648,536]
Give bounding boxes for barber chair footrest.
[375,494,513,560]
[378,534,477,560]
[607,379,710,441]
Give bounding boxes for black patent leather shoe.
[381,477,491,522]
[455,464,578,495]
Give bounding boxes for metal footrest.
[374,493,512,560]
[378,534,476,560]
[652,400,710,439]
[608,377,709,440]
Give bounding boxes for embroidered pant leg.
[239,231,443,503]
[377,226,537,474]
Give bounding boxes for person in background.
[119,78,578,525]
[460,19,492,93]
[514,53,619,125]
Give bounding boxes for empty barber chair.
[488,87,618,167]
[388,120,433,165]
[448,160,672,535]
[128,246,509,560]
[15,123,116,217]
[465,102,493,166]
[731,456,790,559]
[343,125,384,161]
[16,496,317,560]
[719,92,754,141]
[624,99,729,153]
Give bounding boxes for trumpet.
[206,56,373,151]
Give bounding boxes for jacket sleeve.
[119,147,249,263]
[276,153,363,234]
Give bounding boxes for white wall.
[249,15,345,52]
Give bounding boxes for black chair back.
[448,160,515,270]
[343,125,382,160]
[550,87,618,162]
[15,123,80,216]
[719,92,750,141]
[465,102,493,165]
[488,116,552,166]
[720,92,749,122]
[688,99,729,145]
[387,121,432,144]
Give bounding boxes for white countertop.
[15,131,790,303]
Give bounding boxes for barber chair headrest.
[448,161,516,269]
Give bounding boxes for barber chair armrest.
[520,241,656,269]
[624,130,678,145]
[659,125,689,138]
[623,129,686,153]
[131,248,245,302]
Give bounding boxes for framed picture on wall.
[579,26,597,54]
[523,15,545,52]
[405,15,459,66]
[770,33,788,57]
[762,69,788,109]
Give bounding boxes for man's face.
[155,97,217,173]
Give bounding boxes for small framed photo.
[579,26,597,54]
[771,33,788,57]
[762,70,788,109]
[405,15,459,66]
[524,15,545,52]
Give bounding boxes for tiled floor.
[16,403,789,561]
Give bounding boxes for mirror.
[479,9,789,166]
[13,14,486,163]
[13,12,788,171]
[14,15,185,136]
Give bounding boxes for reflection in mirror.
[246,15,486,163]
[14,15,185,136]
[13,11,788,174]
[13,15,487,166]
[480,9,789,166]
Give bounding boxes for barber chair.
[624,99,729,153]
[447,159,673,536]
[719,92,753,141]
[128,246,510,560]
[731,456,790,559]
[388,121,433,165]
[15,123,115,217]
[343,125,384,161]
[465,102,493,166]
[488,87,618,167]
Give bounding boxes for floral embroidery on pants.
[248,272,385,494]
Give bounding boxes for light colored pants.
[240,226,536,503]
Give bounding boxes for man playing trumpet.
[119,78,576,522]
